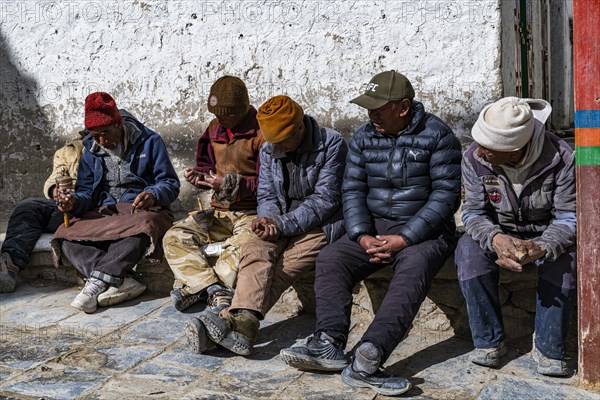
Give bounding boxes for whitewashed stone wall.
[0,0,502,212]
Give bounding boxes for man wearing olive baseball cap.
[350,70,415,110]
[282,71,462,396]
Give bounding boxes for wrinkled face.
[273,123,305,153]
[216,112,246,129]
[367,99,411,135]
[89,123,124,150]
[476,145,525,166]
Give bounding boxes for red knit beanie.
[85,92,122,130]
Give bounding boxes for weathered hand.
[367,234,408,263]
[492,234,546,267]
[495,255,523,272]
[252,217,280,242]
[516,239,546,264]
[197,171,224,191]
[491,233,522,263]
[184,166,206,188]
[132,191,156,211]
[55,190,75,212]
[358,235,406,264]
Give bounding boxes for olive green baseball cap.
[350,70,415,110]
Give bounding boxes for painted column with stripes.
[574,0,600,387]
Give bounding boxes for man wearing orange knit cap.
[186,95,348,356]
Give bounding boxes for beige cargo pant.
[230,229,327,317]
[162,209,256,294]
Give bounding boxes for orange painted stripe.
[576,128,600,147]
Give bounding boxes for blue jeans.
[1,198,64,269]
[455,233,576,360]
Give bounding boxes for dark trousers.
[315,218,454,362]
[1,198,64,269]
[455,233,577,360]
[61,234,150,286]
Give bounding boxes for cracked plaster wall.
[0,0,503,213]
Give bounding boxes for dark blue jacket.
[343,101,461,244]
[72,111,180,215]
[257,116,347,243]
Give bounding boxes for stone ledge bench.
[1,231,574,349]
[0,232,176,294]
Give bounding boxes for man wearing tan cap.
[185,95,347,357]
[457,97,576,376]
[281,71,462,396]
[162,76,265,314]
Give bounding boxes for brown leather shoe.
[0,252,19,293]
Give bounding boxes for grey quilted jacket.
[461,133,576,261]
[257,115,347,243]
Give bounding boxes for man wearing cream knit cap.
[186,95,347,356]
[457,97,576,376]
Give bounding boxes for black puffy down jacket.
[343,101,462,245]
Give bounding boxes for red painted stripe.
[576,128,600,147]
[573,0,600,110]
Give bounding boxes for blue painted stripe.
[575,110,600,128]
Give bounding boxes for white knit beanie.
[471,97,535,152]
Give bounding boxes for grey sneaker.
[97,277,146,307]
[532,347,569,376]
[469,340,507,368]
[341,364,412,396]
[0,252,19,293]
[206,285,234,313]
[280,332,349,371]
[71,278,108,313]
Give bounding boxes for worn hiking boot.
[532,347,569,376]
[0,252,19,293]
[206,285,234,313]
[341,364,412,396]
[280,332,348,371]
[170,286,204,311]
[186,317,217,354]
[71,278,108,314]
[468,340,507,368]
[197,310,260,355]
[97,277,146,307]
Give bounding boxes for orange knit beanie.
[257,95,304,143]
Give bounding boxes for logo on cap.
[361,83,379,93]
[209,95,218,107]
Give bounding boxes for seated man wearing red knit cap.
[186,95,347,356]
[54,92,180,313]
[162,76,265,313]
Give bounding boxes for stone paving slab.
[1,280,600,400]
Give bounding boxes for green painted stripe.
[576,146,600,165]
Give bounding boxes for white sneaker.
[71,278,108,313]
[532,347,569,376]
[97,277,146,307]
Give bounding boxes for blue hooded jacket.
[71,110,180,215]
